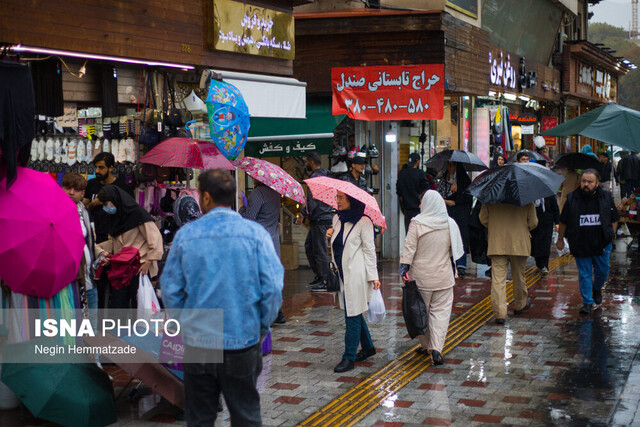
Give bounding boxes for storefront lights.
[503,93,517,101]
[519,95,530,102]
[385,126,397,143]
[10,45,195,70]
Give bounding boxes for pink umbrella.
[0,167,84,298]
[233,157,306,204]
[304,176,386,230]
[139,138,234,170]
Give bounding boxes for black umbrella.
[467,162,565,206]
[553,152,602,172]
[507,150,546,163]
[426,149,488,172]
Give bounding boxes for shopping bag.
[137,274,161,324]
[402,281,427,338]
[262,332,272,355]
[159,332,184,371]
[367,288,386,323]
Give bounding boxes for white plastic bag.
[137,274,161,323]
[367,288,386,323]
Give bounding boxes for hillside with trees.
[589,22,640,110]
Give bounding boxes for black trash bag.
[468,201,490,265]
[402,281,427,339]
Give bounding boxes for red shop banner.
[541,117,558,146]
[332,64,445,121]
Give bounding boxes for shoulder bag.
[325,222,356,292]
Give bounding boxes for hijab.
[100,185,154,237]
[411,190,464,260]
[337,195,366,224]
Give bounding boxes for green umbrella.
[1,360,116,427]
[540,102,640,152]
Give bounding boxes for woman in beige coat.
[97,185,163,309]
[399,190,463,365]
[327,191,381,373]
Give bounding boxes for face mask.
[103,204,117,215]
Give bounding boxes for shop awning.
[208,69,306,119]
[245,100,345,157]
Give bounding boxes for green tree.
[589,22,640,110]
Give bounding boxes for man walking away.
[556,169,618,314]
[397,152,429,234]
[598,151,612,191]
[161,169,284,426]
[296,152,334,290]
[480,201,538,324]
[617,151,640,198]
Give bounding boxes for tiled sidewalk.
[5,251,639,426]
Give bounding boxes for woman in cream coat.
[399,190,463,365]
[327,191,381,373]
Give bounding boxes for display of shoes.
[331,160,348,174]
[365,163,372,174]
[369,144,379,157]
[359,145,369,157]
[332,145,347,156]
[347,146,359,159]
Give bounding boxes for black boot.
[334,359,354,373]
[431,350,444,365]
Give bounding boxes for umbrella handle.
[185,120,197,130]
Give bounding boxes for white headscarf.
[411,190,464,261]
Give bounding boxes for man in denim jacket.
[162,169,284,426]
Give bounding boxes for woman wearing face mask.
[326,190,381,373]
[97,185,163,308]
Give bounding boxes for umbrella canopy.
[233,157,306,204]
[139,137,234,170]
[540,102,640,152]
[467,162,565,206]
[0,167,84,298]
[1,359,116,427]
[426,149,488,172]
[553,152,602,172]
[507,150,546,163]
[206,79,250,160]
[304,176,386,230]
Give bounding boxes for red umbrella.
[304,176,386,230]
[139,138,234,170]
[0,167,84,298]
[233,157,306,204]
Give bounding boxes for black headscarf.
[99,185,154,237]
[337,195,366,224]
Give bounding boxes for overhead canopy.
[208,69,306,119]
[541,102,640,152]
[245,100,345,157]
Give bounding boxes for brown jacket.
[479,203,538,256]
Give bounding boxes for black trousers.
[184,343,262,426]
[108,274,140,309]
[535,256,550,270]
[305,222,331,281]
[403,209,420,234]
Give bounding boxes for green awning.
[245,100,345,157]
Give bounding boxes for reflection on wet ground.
[4,250,640,426]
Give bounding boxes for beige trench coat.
[330,215,379,317]
[400,224,455,291]
[98,221,164,278]
[479,203,538,256]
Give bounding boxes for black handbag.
[326,223,356,292]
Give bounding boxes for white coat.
[330,214,379,317]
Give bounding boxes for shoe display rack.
[329,134,380,195]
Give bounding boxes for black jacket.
[560,188,619,257]
[396,167,429,212]
[600,160,612,183]
[618,155,640,181]
[339,170,367,191]
[301,168,334,222]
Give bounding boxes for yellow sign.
[213,0,294,60]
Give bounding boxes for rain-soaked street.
[3,249,640,426]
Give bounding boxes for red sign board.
[542,117,558,146]
[332,64,445,121]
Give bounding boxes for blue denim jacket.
[161,208,284,350]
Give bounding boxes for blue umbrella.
[205,79,251,160]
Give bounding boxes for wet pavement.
[3,249,640,426]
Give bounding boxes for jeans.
[624,179,638,198]
[109,274,139,309]
[184,343,262,426]
[575,243,612,305]
[343,310,374,361]
[304,222,331,281]
[456,252,467,269]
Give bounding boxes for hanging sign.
[541,117,558,146]
[521,125,534,135]
[331,64,445,121]
[213,0,294,60]
[245,139,332,157]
